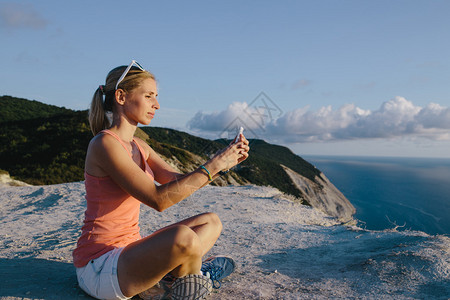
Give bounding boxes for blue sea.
[303,155,450,236]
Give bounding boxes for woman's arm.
[134,138,184,184]
[91,133,249,212]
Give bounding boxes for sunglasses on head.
[115,60,146,90]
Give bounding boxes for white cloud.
[187,96,450,143]
[0,3,47,30]
[187,102,267,132]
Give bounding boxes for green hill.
[0,95,72,123]
[0,96,322,202]
[140,127,322,198]
[0,111,92,185]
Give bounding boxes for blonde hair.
[89,65,155,135]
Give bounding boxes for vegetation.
[0,110,92,185]
[0,95,71,122]
[0,96,322,201]
[141,127,322,198]
[244,139,322,184]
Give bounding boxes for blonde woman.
[73,60,249,300]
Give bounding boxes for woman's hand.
[207,133,250,172]
[235,133,250,164]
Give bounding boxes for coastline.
[304,155,450,236]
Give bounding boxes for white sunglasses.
[115,60,146,90]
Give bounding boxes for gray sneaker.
[201,256,236,289]
[170,274,212,300]
[139,274,212,300]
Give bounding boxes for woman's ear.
[114,89,126,106]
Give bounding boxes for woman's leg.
[117,213,222,297]
[166,212,223,256]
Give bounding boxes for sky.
[1,0,450,158]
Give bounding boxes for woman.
[72,60,250,300]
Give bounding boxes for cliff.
[0,170,30,187]
[282,165,356,222]
[1,182,447,299]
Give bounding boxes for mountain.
[0,96,355,221]
[139,127,319,197]
[0,96,92,184]
[0,95,72,123]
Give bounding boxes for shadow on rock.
[0,258,93,299]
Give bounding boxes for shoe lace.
[201,262,223,289]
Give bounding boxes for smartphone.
[234,127,244,144]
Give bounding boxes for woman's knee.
[171,225,202,257]
[205,212,223,233]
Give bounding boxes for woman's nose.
[153,97,160,109]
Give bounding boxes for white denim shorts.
[76,247,129,300]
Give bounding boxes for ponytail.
[88,86,110,136]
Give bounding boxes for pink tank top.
[73,130,154,268]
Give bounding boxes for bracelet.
[200,165,213,181]
[218,170,229,176]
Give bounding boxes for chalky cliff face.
[282,165,356,223]
[0,172,30,187]
[1,183,447,299]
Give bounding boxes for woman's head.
[89,61,156,135]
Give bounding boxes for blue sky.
[1,0,449,158]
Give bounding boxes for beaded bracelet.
[200,165,213,181]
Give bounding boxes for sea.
[303,155,450,236]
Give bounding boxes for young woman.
[72,60,250,300]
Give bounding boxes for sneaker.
[140,274,211,300]
[201,256,236,289]
[170,274,212,300]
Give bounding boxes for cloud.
[187,96,450,143]
[0,3,47,30]
[187,102,267,132]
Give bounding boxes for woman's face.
[122,78,160,125]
